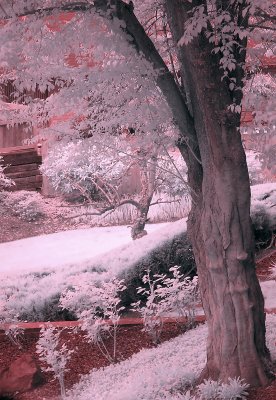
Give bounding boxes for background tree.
[41,136,188,239]
[0,0,274,387]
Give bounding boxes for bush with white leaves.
[157,266,199,328]
[36,324,74,399]
[197,377,249,400]
[132,267,200,343]
[132,269,165,345]
[60,277,126,363]
[0,156,14,190]
[0,190,45,221]
[197,379,223,399]
[5,324,25,349]
[218,377,250,400]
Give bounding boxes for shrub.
[217,377,249,400]
[197,377,249,400]
[60,277,126,363]
[0,190,45,221]
[4,324,25,349]
[119,229,196,308]
[251,183,276,249]
[156,266,199,328]
[132,270,165,345]
[0,156,15,190]
[197,379,221,399]
[132,267,200,343]
[36,324,74,399]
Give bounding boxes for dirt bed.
[1,323,187,400]
[1,321,275,400]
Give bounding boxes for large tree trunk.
[186,144,271,385]
[166,0,272,386]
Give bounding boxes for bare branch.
[248,23,276,31]
[66,198,142,219]
[149,198,181,207]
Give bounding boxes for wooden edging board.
[0,315,206,333]
[1,308,275,334]
[2,308,276,333]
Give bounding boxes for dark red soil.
[248,378,276,400]
[0,323,187,400]
[1,318,275,400]
[256,249,276,281]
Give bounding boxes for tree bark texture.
[166,0,272,386]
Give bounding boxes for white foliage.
[132,269,165,344]
[161,391,196,400]
[41,138,130,198]
[66,315,276,400]
[4,324,25,349]
[0,219,187,321]
[132,266,199,343]
[0,190,45,221]
[61,277,126,362]
[217,377,249,400]
[245,150,264,185]
[197,377,249,399]
[0,182,274,321]
[157,266,199,327]
[67,323,207,400]
[0,3,174,145]
[178,5,208,46]
[41,135,189,231]
[0,157,14,189]
[36,324,73,399]
[242,72,276,174]
[176,0,276,126]
[251,183,276,231]
[197,378,221,399]
[79,194,190,226]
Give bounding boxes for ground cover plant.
[64,314,276,400]
[0,190,46,222]
[0,183,274,322]
[0,218,188,321]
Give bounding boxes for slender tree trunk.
[131,152,157,240]
[166,0,272,386]
[131,204,150,240]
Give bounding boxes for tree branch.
[255,7,276,23]
[149,198,181,207]
[248,23,276,31]
[94,0,197,146]
[66,198,142,219]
